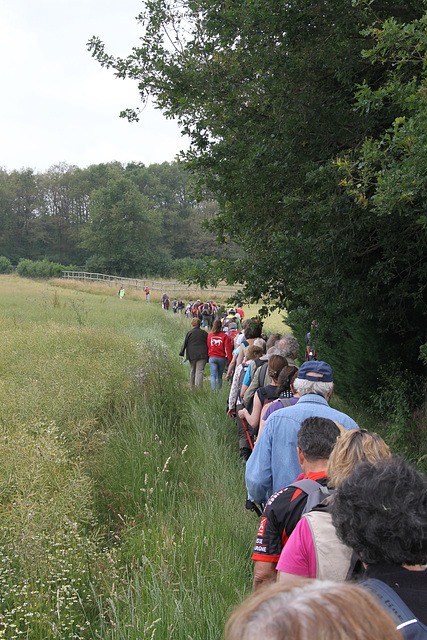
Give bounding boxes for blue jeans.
[209,357,227,391]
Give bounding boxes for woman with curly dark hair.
[331,456,427,624]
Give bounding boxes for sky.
[0,0,189,174]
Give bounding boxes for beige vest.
[303,510,353,581]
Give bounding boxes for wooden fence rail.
[62,271,240,297]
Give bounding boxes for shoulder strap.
[259,361,268,387]
[288,479,332,514]
[278,397,292,408]
[360,578,426,632]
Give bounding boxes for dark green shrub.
[0,256,13,274]
[17,259,66,279]
[370,366,426,471]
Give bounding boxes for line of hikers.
[180,312,426,639]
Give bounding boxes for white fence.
[61,271,240,297]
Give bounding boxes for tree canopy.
[88,0,427,399]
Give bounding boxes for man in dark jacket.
[179,318,209,389]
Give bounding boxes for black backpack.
[360,578,427,640]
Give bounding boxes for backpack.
[236,361,250,404]
[228,329,240,347]
[287,478,333,515]
[360,579,427,640]
[305,345,318,361]
[202,302,212,315]
[244,360,269,414]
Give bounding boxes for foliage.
[16,258,68,279]
[88,0,427,403]
[370,366,426,472]
[0,162,237,278]
[0,256,12,273]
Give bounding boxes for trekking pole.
[242,418,254,451]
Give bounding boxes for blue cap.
[297,361,333,382]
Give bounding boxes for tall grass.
[0,275,262,639]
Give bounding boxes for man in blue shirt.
[245,361,359,504]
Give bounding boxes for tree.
[88,0,427,400]
[80,176,163,275]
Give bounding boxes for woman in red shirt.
[208,318,232,391]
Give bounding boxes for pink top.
[275,517,316,578]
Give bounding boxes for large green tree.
[80,176,162,275]
[89,0,427,399]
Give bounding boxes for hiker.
[245,361,359,504]
[201,300,214,329]
[161,293,168,309]
[228,339,266,462]
[258,365,299,438]
[192,299,202,318]
[179,317,209,390]
[118,286,125,300]
[164,296,170,310]
[252,417,341,591]
[227,322,240,349]
[185,302,192,318]
[207,318,232,392]
[172,298,178,313]
[304,320,319,361]
[238,355,288,434]
[276,429,391,583]
[331,456,427,625]
[242,335,299,406]
[177,300,185,314]
[225,580,402,640]
[234,319,263,371]
[144,287,150,302]
[226,320,258,382]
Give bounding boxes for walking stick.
[242,417,254,451]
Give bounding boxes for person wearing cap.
[245,361,359,504]
[223,309,242,331]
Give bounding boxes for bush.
[0,256,12,273]
[370,366,426,471]
[17,258,66,279]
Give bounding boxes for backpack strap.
[259,361,268,387]
[359,578,426,633]
[345,551,364,581]
[287,479,332,514]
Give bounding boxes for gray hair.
[293,378,333,398]
[278,335,299,359]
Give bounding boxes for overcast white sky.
[0,0,189,174]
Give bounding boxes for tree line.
[0,161,239,277]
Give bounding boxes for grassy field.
[0,275,292,639]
